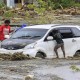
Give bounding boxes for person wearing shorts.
[52,29,65,58]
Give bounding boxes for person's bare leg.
[54,45,60,58]
[61,44,65,58]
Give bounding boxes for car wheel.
[35,52,46,59]
[74,51,80,57]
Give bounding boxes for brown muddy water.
[0,59,80,80]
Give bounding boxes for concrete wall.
[7,0,15,8]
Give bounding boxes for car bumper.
[0,48,23,54]
[23,49,37,57]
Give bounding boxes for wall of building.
[7,0,15,8]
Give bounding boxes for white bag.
[4,35,10,39]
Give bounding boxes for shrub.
[75,3,80,7]
[34,7,46,15]
[3,11,14,17]
[70,65,80,72]
[37,0,47,8]
[0,3,5,8]
[27,4,35,10]
[60,0,75,8]
[46,0,75,9]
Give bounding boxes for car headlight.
[24,42,37,49]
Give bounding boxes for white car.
[1,24,80,58]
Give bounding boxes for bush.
[46,0,75,9]
[46,0,54,10]
[0,3,5,8]
[25,11,30,17]
[37,0,47,8]
[35,7,46,15]
[75,3,80,7]
[27,4,35,10]
[60,0,75,8]
[3,11,14,17]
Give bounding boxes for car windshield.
[11,28,48,39]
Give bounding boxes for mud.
[0,59,80,80]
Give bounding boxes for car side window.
[44,31,54,41]
[44,27,74,41]
[71,27,80,37]
[48,32,53,36]
[56,27,74,39]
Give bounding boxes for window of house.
[15,0,21,3]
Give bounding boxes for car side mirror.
[47,36,53,40]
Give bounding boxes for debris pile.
[0,52,34,61]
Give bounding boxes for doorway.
[15,0,21,3]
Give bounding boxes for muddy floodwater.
[0,59,80,80]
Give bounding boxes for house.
[0,0,34,8]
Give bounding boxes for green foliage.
[33,0,47,15]
[53,3,61,9]
[75,3,80,7]
[0,3,5,8]
[27,4,36,10]
[42,0,75,9]
[35,7,46,15]
[53,0,75,9]
[61,0,75,8]
[25,11,30,17]
[26,0,47,16]
[46,0,54,9]
[70,65,80,72]
[37,0,47,8]
[25,12,54,25]
[3,11,14,17]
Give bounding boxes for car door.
[43,27,78,58]
[43,29,65,58]
[57,27,78,57]
[42,31,56,58]
[70,27,80,54]
[43,28,75,58]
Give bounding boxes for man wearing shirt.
[0,20,11,41]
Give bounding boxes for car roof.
[23,24,80,29]
[53,25,80,28]
[24,24,60,29]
